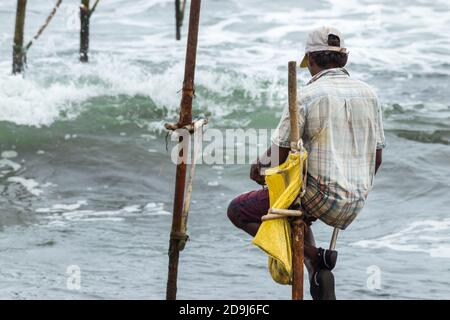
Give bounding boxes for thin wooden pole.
[292,219,306,300]
[175,0,187,40]
[166,0,202,300]
[288,61,306,300]
[288,61,299,145]
[80,0,90,62]
[175,0,181,40]
[12,0,27,74]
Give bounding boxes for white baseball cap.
[300,26,348,68]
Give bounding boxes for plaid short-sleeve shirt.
[271,68,386,229]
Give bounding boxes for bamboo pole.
[166,0,202,300]
[12,0,27,74]
[288,61,306,300]
[80,0,90,62]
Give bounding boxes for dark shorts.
[227,188,271,228]
[227,188,316,229]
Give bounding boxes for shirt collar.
[307,67,350,85]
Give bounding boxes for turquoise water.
[0,0,449,299]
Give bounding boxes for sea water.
[0,0,449,299]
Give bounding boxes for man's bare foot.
[310,269,336,300]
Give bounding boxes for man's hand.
[249,145,290,185]
[250,161,266,185]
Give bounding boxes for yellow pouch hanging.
[252,151,308,285]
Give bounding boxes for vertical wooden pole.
[288,61,299,145]
[288,61,306,300]
[80,0,90,62]
[175,0,181,40]
[166,0,201,300]
[292,220,305,300]
[175,0,187,40]
[12,0,27,74]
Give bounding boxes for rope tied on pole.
[169,231,189,252]
[89,0,101,17]
[25,0,63,51]
[166,118,207,255]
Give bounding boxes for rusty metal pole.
[80,0,90,62]
[166,0,201,300]
[329,227,339,250]
[12,0,27,74]
[288,61,306,300]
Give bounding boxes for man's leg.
[303,222,337,300]
[304,225,317,282]
[227,189,270,237]
[228,189,320,272]
[228,191,335,299]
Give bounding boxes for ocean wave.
[352,219,450,258]
[0,53,288,129]
[38,200,171,226]
[0,0,448,130]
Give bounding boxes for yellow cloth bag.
[252,151,308,285]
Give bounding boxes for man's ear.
[307,54,313,68]
[341,54,348,67]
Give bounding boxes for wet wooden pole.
[175,0,187,40]
[80,0,90,62]
[175,0,181,40]
[166,0,201,300]
[288,61,306,300]
[12,0,27,74]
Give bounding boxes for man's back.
[272,67,386,229]
[301,68,384,195]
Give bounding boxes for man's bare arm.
[250,144,291,185]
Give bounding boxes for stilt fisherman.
[227,26,386,299]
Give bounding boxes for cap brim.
[299,54,308,68]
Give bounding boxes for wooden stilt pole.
[288,61,306,300]
[175,0,181,40]
[292,219,306,300]
[80,0,90,62]
[175,0,187,40]
[12,0,27,74]
[166,0,202,300]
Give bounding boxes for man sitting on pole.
[227,26,386,299]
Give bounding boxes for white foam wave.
[0,0,448,127]
[352,219,450,258]
[36,200,88,213]
[0,159,21,172]
[7,177,43,197]
[0,74,100,127]
[38,201,170,224]
[1,150,18,158]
